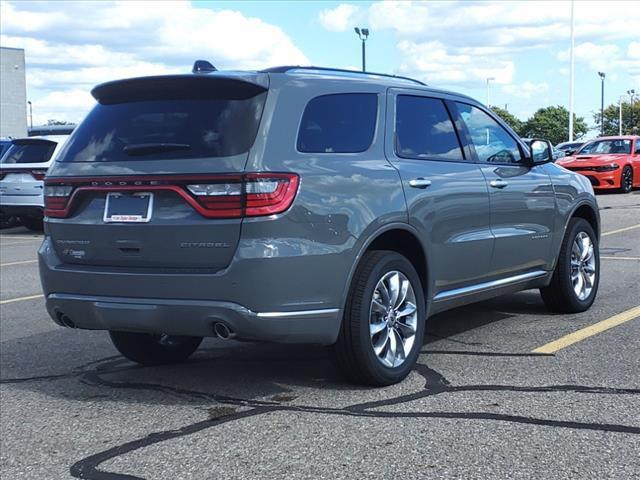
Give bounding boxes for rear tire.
[20,216,43,232]
[333,250,426,386]
[620,166,633,193]
[540,218,599,313]
[109,331,202,366]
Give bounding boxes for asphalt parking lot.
[1,192,639,480]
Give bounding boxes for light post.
[27,100,33,130]
[568,0,575,141]
[628,89,636,133]
[619,96,625,136]
[598,72,605,136]
[486,77,495,107]
[354,27,369,72]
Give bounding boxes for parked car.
[556,141,584,157]
[557,136,640,193]
[39,64,600,386]
[0,135,69,231]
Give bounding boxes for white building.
[0,47,28,138]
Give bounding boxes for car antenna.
[192,60,217,74]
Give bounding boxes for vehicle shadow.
[0,290,548,406]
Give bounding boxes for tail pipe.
[213,322,236,340]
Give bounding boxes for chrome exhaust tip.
[213,322,236,340]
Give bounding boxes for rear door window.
[1,140,57,164]
[59,86,267,162]
[297,93,377,153]
[395,95,464,161]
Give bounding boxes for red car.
[557,136,640,193]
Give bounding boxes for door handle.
[489,179,508,189]
[409,178,432,189]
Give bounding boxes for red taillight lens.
[31,169,48,180]
[44,185,74,217]
[245,173,299,217]
[43,173,299,220]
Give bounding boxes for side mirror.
[527,139,553,165]
[565,149,576,156]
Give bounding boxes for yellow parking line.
[0,259,38,267]
[601,256,640,261]
[602,224,640,236]
[0,294,44,305]
[532,305,640,354]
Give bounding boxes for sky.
[1,0,639,134]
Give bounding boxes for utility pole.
[598,72,605,136]
[354,27,370,72]
[569,0,575,141]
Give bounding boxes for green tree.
[593,101,640,136]
[520,106,588,145]
[490,106,523,135]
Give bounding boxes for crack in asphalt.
[2,353,639,479]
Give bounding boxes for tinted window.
[456,103,522,164]
[395,96,463,161]
[577,139,632,154]
[636,141,640,154]
[1,141,57,164]
[297,93,377,153]
[59,93,267,162]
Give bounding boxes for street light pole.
[597,72,605,136]
[354,27,370,72]
[486,77,495,107]
[619,96,624,136]
[27,100,33,130]
[569,0,575,141]
[628,89,636,133]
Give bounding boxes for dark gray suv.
[39,64,600,386]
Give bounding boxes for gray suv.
[39,64,600,386]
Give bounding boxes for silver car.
[39,64,600,386]
[0,135,69,231]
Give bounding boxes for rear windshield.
[58,90,267,162]
[1,141,57,164]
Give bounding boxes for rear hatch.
[45,74,273,270]
[0,138,57,199]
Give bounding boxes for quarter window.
[297,93,377,153]
[395,96,464,161]
[456,103,522,164]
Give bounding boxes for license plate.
[103,192,153,223]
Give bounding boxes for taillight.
[186,181,243,218]
[44,185,73,217]
[31,169,48,180]
[244,173,299,217]
[43,173,299,219]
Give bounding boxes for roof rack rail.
[260,66,426,86]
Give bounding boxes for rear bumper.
[0,204,44,217]
[0,195,44,217]
[46,293,341,345]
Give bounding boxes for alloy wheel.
[570,231,596,301]
[369,270,418,368]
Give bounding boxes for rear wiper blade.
[123,143,191,156]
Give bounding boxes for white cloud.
[502,81,549,99]
[557,42,621,71]
[396,40,514,86]
[318,4,362,32]
[0,0,309,122]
